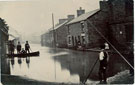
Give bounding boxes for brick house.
[66,0,133,50]
[41,27,54,47]
[66,7,109,49]
[55,20,69,48]
[0,18,10,74]
[54,15,75,48]
[106,0,133,50]
[41,32,50,46]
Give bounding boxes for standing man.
[98,45,109,83]
[25,41,30,53]
[17,41,21,54]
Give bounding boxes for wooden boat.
[7,51,40,58]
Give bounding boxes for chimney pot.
[77,7,85,17]
[67,15,75,21]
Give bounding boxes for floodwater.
[8,44,129,83]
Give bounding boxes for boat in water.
[7,51,40,58]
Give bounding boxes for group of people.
[9,41,31,54]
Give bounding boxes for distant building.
[41,30,53,47]
[41,15,75,48]
[55,20,69,48]
[0,18,10,74]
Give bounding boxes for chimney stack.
[77,7,85,17]
[59,19,67,24]
[100,0,109,12]
[67,15,75,21]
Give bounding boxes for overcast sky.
[0,0,99,36]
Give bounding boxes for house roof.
[54,20,68,30]
[67,9,100,25]
[50,20,68,31]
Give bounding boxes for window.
[82,36,85,44]
[68,36,71,44]
[80,21,85,32]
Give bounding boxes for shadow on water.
[52,49,129,82]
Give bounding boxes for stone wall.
[67,10,109,48]
[0,19,10,74]
[67,20,88,48]
[87,10,109,48]
[108,0,133,50]
[55,24,68,48]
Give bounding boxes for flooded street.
[8,44,129,83]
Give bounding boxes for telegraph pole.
[52,13,56,48]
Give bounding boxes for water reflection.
[18,58,22,67]
[52,51,98,83]
[8,44,129,83]
[52,49,129,82]
[11,58,15,68]
[9,57,31,69]
[26,57,30,68]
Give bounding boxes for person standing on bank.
[17,41,22,54]
[98,45,109,83]
[104,42,109,50]
[25,41,30,53]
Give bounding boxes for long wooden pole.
[83,57,99,84]
[52,13,56,48]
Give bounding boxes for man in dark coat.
[25,41,30,53]
[98,45,109,83]
[17,41,21,54]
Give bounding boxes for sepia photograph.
[0,0,134,85]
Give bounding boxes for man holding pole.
[25,41,30,53]
[98,44,109,83]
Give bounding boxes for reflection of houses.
[0,18,10,74]
[53,50,129,82]
[66,7,108,49]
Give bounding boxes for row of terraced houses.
[41,0,133,51]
